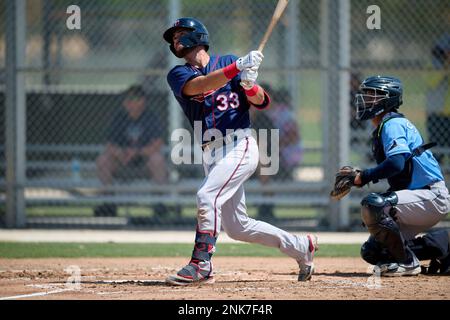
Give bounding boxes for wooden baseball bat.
[257,0,290,53]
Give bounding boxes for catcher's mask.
[163,17,209,58]
[354,76,403,121]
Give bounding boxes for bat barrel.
[257,0,289,53]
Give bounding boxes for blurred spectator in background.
[267,87,303,179]
[426,33,450,169]
[94,85,168,217]
[251,84,303,220]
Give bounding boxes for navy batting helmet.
[354,76,403,121]
[163,17,209,58]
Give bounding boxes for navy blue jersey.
[167,54,251,143]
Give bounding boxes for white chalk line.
[96,279,165,285]
[0,288,75,300]
[0,279,166,300]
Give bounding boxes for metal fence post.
[167,0,182,184]
[5,0,26,228]
[285,0,300,106]
[337,0,351,229]
[320,0,333,229]
[322,0,351,230]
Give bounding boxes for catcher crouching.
[331,76,450,276]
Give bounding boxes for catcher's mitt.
[330,166,361,200]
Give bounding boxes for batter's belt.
[201,128,252,152]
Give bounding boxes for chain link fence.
[1,0,449,230]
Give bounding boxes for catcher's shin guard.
[360,192,410,264]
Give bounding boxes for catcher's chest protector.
[371,114,413,191]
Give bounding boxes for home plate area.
[0,257,449,300]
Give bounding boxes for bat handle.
[257,41,266,53]
[257,17,278,53]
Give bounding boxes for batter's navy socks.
[165,230,216,286]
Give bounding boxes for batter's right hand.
[236,51,264,71]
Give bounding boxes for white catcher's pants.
[196,129,310,263]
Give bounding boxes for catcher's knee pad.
[360,192,408,263]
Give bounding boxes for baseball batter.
[163,17,317,286]
[343,76,450,276]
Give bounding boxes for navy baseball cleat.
[166,261,215,286]
[298,234,318,281]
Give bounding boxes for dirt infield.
[0,257,449,300]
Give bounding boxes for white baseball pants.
[196,129,311,263]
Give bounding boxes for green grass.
[0,242,360,259]
[25,206,320,219]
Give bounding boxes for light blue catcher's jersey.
[381,112,444,189]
